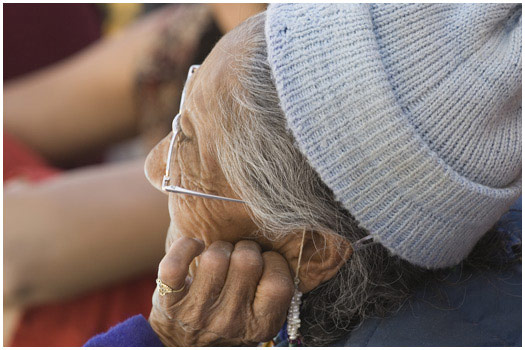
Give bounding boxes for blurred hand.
[149,237,294,346]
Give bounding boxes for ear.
[281,230,352,293]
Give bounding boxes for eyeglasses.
[162,64,246,204]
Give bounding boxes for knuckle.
[211,310,242,338]
[174,235,193,248]
[199,248,230,271]
[184,236,205,251]
[176,303,205,329]
[158,256,187,281]
[259,275,294,302]
[209,240,234,255]
[231,247,263,273]
[173,236,204,253]
[235,240,261,252]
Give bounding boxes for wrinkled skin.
[144,22,351,346]
[149,237,294,346]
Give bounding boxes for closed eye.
[178,131,189,143]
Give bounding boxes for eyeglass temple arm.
[352,235,376,251]
[163,185,246,203]
[179,65,199,109]
[163,65,200,187]
[163,64,243,203]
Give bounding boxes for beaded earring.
[287,229,306,346]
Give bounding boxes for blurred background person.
[3,3,265,346]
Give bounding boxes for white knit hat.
[265,3,522,268]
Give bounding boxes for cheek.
[175,141,193,179]
[166,196,218,247]
[167,194,258,247]
[177,140,223,194]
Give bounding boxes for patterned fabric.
[265,4,522,268]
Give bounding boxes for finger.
[251,251,294,339]
[220,240,263,305]
[157,236,205,306]
[188,241,234,307]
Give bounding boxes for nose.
[144,134,171,192]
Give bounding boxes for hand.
[149,237,295,346]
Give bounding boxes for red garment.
[3,132,59,182]
[10,274,156,347]
[5,132,156,346]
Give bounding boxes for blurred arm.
[3,6,178,164]
[210,3,266,34]
[3,305,22,346]
[4,159,169,308]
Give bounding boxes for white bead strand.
[288,230,306,344]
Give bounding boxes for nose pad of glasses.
[190,64,200,74]
[172,113,181,132]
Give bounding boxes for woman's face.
[145,25,351,292]
[145,31,271,254]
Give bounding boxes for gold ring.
[156,278,185,296]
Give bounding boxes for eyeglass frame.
[162,64,246,203]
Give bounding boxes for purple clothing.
[84,315,164,347]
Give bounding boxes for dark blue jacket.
[331,197,522,347]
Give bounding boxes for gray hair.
[213,13,427,346]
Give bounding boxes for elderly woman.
[86,3,521,347]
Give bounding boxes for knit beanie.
[265,3,522,268]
